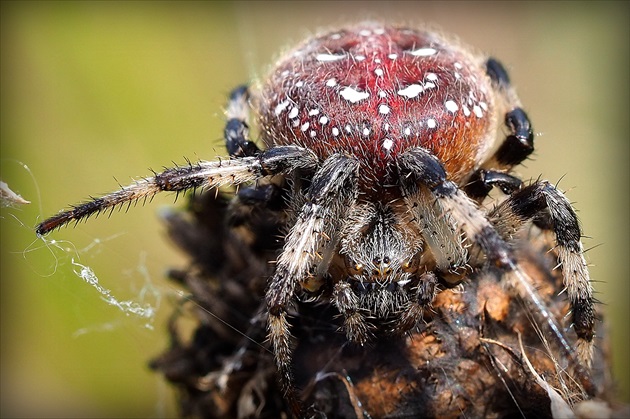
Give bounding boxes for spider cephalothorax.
[36,22,596,416]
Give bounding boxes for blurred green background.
[1,2,628,417]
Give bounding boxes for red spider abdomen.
[258,24,497,192]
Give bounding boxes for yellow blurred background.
[1,2,628,417]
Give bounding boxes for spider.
[37,23,595,415]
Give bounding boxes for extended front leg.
[266,154,359,414]
[36,145,318,235]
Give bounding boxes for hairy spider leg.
[35,145,319,235]
[397,147,595,394]
[455,56,594,387]
[489,182,595,368]
[266,154,359,415]
[403,182,468,274]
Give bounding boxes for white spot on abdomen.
[425,73,438,82]
[316,53,345,62]
[340,86,370,103]
[274,100,290,116]
[445,100,458,113]
[397,84,423,99]
[409,47,437,56]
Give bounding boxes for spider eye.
[402,253,421,273]
[344,255,364,275]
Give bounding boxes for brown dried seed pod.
[150,190,615,419]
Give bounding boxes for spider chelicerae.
[37,22,596,415]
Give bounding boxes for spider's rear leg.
[483,57,535,171]
[225,85,261,158]
[227,183,286,226]
[266,154,359,413]
[223,182,291,265]
[489,181,595,367]
[465,58,534,202]
[224,86,291,228]
[465,169,523,202]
